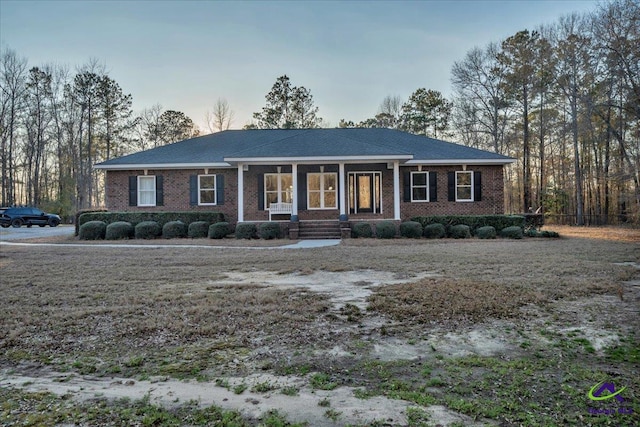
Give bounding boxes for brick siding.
[104,163,506,225]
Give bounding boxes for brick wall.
[399,165,505,220]
[105,163,506,225]
[105,169,238,223]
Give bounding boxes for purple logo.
[588,381,625,402]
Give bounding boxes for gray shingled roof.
[95,128,513,168]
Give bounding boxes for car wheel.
[0,223,9,228]
[27,224,32,228]
[48,218,60,227]
[11,218,23,228]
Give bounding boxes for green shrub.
[75,208,108,236]
[500,226,524,239]
[411,215,525,234]
[209,222,230,239]
[162,220,187,239]
[400,221,423,238]
[235,223,257,239]
[188,221,210,238]
[105,221,134,240]
[78,211,225,228]
[449,224,471,239]
[259,222,283,240]
[79,221,106,240]
[135,221,161,239]
[376,221,397,239]
[351,222,373,238]
[476,225,496,239]
[423,223,446,239]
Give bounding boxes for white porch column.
[237,163,244,222]
[291,163,298,218]
[339,162,347,220]
[393,161,401,220]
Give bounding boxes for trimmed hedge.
[75,208,108,236]
[476,225,497,239]
[105,221,134,240]
[162,221,187,239]
[188,221,210,238]
[423,223,446,239]
[352,222,373,238]
[411,215,525,234]
[79,220,107,240]
[135,221,162,239]
[376,221,397,239]
[236,223,257,239]
[259,222,282,240]
[526,229,560,238]
[209,222,231,239]
[400,221,423,238]
[449,224,471,239]
[78,211,225,228]
[500,226,524,239]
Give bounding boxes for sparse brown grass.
[0,228,637,378]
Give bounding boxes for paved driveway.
[0,224,75,241]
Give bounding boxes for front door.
[349,172,381,214]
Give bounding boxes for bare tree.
[0,48,28,206]
[205,98,234,133]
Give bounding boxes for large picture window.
[456,171,473,202]
[265,173,293,207]
[138,176,156,206]
[198,175,217,205]
[307,172,337,209]
[411,172,429,202]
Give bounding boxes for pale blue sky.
[1,0,599,130]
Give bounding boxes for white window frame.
[198,174,217,206]
[411,171,429,202]
[138,175,156,207]
[455,171,474,202]
[307,172,338,210]
[264,173,293,207]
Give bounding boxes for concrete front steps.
[297,221,342,239]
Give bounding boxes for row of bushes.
[79,220,286,241]
[79,220,229,240]
[350,220,538,239]
[78,211,225,230]
[410,215,526,234]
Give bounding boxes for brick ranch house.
[94,128,515,238]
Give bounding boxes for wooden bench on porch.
[268,202,292,220]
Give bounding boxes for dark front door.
[349,172,381,214]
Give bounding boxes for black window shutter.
[129,176,137,206]
[403,172,411,202]
[474,171,482,201]
[447,172,455,201]
[257,174,264,210]
[429,171,437,202]
[297,172,307,210]
[189,175,198,206]
[216,174,224,205]
[156,175,164,206]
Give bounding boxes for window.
[198,175,217,205]
[456,171,473,202]
[411,172,429,202]
[308,172,337,209]
[138,176,156,206]
[265,173,293,207]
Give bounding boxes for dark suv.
[0,207,61,228]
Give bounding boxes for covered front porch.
[233,160,407,224]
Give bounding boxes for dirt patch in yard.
[1,228,639,425]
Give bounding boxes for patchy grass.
[1,227,639,425]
